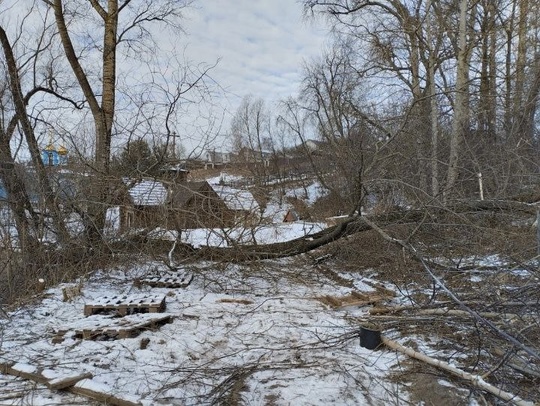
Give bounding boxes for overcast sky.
[181,1,328,120]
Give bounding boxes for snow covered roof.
[212,185,259,212]
[128,179,168,206]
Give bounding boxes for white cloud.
[180,0,328,114]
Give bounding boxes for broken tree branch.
[359,215,540,362]
[382,336,534,406]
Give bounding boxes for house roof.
[283,209,300,222]
[169,181,211,207]
[212,185,259,212]
[129,179,168,206]
[161,163,189,172]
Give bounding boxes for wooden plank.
[84,294,166,317]
[138,271,194,289]
[81,330,89,339]
[47,372,93,390]
[8,363,47,385]
[71,314,172,341]
[0,362,141,406]
[0,361,14,374]
[72,380,142,406]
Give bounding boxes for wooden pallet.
[53,313,173,342]
[83,294,166,316]
[137,270,194,289]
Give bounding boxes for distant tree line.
[230,1,540,214]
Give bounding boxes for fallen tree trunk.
[382,336,534,406]
[178,209,424,261]
[491,347,540,379]
[166,199,536,262]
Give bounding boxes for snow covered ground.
[0,258,409,405]
[148,222,327,248]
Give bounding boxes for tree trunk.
[512,0,529,139]
[445,0,470,203]
[426,0,439,197]
[477,1,497,138]
[0,142,40,254]
[503,2,516,139]
[51,0,119,242]
[0,25,69,245]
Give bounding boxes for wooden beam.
[47,372,93,390]
[0,362,141,406]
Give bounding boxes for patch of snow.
[262,201,294,223]
[470,275,483,283]
[206,172,244,185]
[178,222,326,248]
[0,258,408,405]
[148,223,327,248]
[285,181,329,206]
[12,363,38,374]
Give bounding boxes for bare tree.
[230,95,274,183]
[43,0,193,244]
[445,0,474,202]
[0,5,72,250]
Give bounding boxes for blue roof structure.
[0,181,6,200]
[42,143,68,166]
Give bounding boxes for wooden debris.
[136,270,194,289]
[491,347,540,379]
[218,298,254,305]
[62,284,82,302]
[47,372,93,390]
[321,290,393,309]
[1,362,47,384]
[140,337,150,350]
[370,306,524,321]
[84,294,166,316]
[72,379,142,406]
[382,336,535,406]
[0,362,142,406]
[53,313,173,342]
[0,361,14,374]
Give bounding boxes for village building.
[283,208,300,222]
[41,143,69,167]
[210,184,260,225]
[203,150,231,169]
[116,179,236,232]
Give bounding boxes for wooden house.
[118,179,235,232]
[283,209,300,222]
[211,184,260,225]
[168,181,235,229]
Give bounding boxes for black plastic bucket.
[360,326,382,350]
